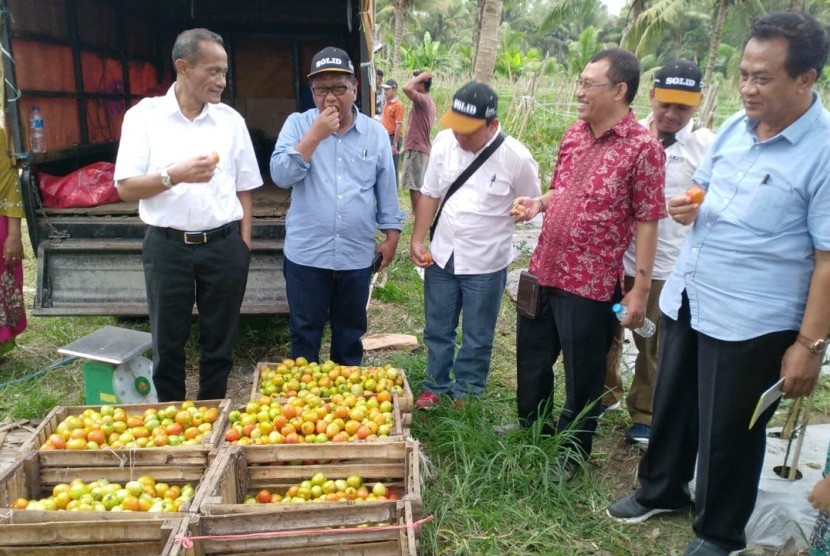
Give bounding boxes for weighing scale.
[58,325,157,404]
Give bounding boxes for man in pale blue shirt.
[270,47,401,365]
[607,11,830,556]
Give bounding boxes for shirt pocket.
[475,174,512,214]
[352,155,378,184]
[735,178,802,235]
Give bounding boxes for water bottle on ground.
[612,303,656,338]
[29,106,46,153]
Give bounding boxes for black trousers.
[516,286,619,459]
[143,224,250,401]
[636,292,795,551]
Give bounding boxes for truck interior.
[1,0,375,315]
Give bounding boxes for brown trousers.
[603,276,665,426]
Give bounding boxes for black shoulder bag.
[429,131,506,240]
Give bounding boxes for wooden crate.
[0,450,212,554]
[223,391,409,447]
[250,361,415,415]
[0,449,214,520]
[193,439,422,516]
[167,500,420,555]
[20,399,231,467]
[0,514,184,555]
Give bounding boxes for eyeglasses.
[576,79,616,90]
[310,85,351,97]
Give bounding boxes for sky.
[600,0,626,17]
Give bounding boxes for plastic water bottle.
[612,303,656,338]
[29,106,46,153]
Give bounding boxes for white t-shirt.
[114,84,262,231]
[623,115,715,280]
[421,128,541,274]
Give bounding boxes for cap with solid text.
[381,79,398,89]
[308,47,354,78]
[653,60,702,106]
[439,81,498,134]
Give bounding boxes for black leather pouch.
[516,271,540,319]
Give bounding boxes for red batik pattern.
[530,112,666,301]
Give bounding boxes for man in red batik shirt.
[504,48,666,481]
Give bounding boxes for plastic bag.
[38,161,121,208]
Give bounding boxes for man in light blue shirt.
[270,47,401,365]
[607,11,830,556]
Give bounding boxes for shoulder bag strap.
[429,131,506,240]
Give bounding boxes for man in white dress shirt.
[115,28,262,401]
[410,82,541,409]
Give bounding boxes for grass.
[2,74,828,554]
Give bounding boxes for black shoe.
[548,457,581,483]
[682,537,733,555]
[606,494,682,523]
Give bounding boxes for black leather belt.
[154,222,236,245]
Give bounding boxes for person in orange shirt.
[381,79,405,184]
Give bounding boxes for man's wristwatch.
[160,168,173,189]
[796,333,827,355]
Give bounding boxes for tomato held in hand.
[685,184,706,205]
[422,252,433,265]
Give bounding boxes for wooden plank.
[0,541,165,555]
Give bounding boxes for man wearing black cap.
[410,81,540,409]
[603,60,715,447]
[380,79,405,184]
[607,12,830,556]
[507,49,666,479]
[270,46,402,365]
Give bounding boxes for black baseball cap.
[381,79,398,89]
[653,60,703,106]
[308,47,354,78]
[439,81,498,134]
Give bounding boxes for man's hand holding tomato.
[511,196,545,223]
[668,188,703,225]
[410,239,433,268]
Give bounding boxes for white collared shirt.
[421,128,541,274]
[622,115,715,279]
[114,84,262,230]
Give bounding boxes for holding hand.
[410,240,433,268]
[667,191,701,225]
[168,154,219,185]
[511,196,544,223]
[309,106,340,141]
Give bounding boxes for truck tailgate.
[34,238,287,316]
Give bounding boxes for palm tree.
[392,0,415,70]
[473,0,504,83]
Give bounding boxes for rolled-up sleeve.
[374,129,403,231]
[270,113,312,189]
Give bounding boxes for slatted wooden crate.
[250,361,415,417]
[0,450,217,554]
[0,514,185,555]
[167,500,420,555]
[192,439,421,516]
[0,450,213,514]
[20,399,231,467]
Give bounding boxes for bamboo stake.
[787,392,814,481]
